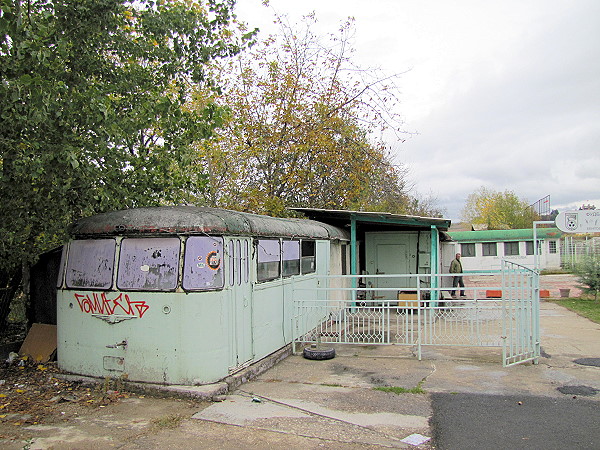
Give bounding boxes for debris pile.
[0,355,129,428]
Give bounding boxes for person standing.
[450,253,466,298]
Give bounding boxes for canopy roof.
[291,208,451,231]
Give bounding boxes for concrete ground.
[2,275,599,449]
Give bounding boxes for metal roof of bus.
[290,208,451,230]
[448,228,562,242]
[69,206,350,240]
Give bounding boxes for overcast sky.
[234,0,600,220]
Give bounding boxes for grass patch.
[540,268,572,275]
[151,414,185,429]
[374,381,426,395]
[549,297,600,324]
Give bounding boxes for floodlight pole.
[533,220,554,271]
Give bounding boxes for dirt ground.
[0,359,206,448]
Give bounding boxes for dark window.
[526,241,542,255]
[301,240,316,273]
[504,241,520,256]
[66,239,115,289]
[460,243,475,257]
[282,240,300,277]
[117,238,180,291]
[549,240,557,254]
[526,241,534,255]
[481,242,497,256]
[341,244,348,275]
[257,239,281,281]
[182,236,224,290]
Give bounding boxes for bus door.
[227,238,254,369]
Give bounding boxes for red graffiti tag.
[74,292,150,318]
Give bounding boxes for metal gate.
[293,261,539,366]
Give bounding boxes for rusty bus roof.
[69,206,350,241]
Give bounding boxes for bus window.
[236,240,242,285]
[243,240,249,283]
[66,239,115,289]
[282,240,300,277]
[257,239,280,281]
[301,240,316,274]
[117,238,180,291]
[228,240,235,286]
[182,236,224,290]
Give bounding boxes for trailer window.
[504,241,519,256]
[482,242,497,256]
[117,238,180,291]
[257,239,280,281]
[460,243,475,257]
[301,240,316,274]
[66,239,115,289]
[183,236,224,290]
[526,240,542,255]
[282,240,300,277]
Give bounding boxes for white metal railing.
[293,265,538,366]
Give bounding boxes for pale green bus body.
[57,207,347,385]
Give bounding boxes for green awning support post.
[351,218,357,302]
[431,225,439,305]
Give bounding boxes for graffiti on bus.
[74,292,150,318]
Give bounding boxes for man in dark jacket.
[450,253,466,298]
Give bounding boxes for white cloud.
[235,0,600,220]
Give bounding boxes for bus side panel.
[57,289,232,385]
[252,281,285,362]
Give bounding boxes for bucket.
[559,288,571,298]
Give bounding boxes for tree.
[190,14,435,217]
[574,255,600,302]
[460,187,539,229]
[0,0,251,325]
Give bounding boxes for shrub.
[574,255,600,301]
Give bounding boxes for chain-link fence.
[561,236,600,268]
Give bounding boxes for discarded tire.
[303,346,335,360]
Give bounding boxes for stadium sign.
[555,210,600,233]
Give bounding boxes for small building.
[446,228,563,271]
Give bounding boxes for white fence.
[293,262,539,366]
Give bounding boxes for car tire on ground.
[303,346,335,360]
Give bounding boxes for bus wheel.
[303,346,335,360]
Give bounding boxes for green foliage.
[573,255,600,301]
[191,13,443,218]
[460,186,538,229]
[0,0,250,274]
